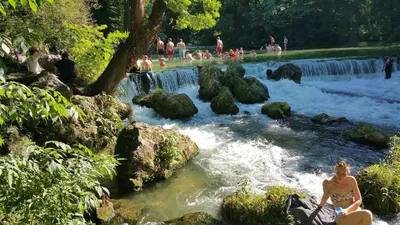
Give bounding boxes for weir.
[119,58,394,98]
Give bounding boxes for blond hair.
[336,161,351,174]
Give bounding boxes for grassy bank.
[151,46,400,71]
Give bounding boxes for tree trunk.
[88,0,167,95]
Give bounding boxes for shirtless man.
[177,39,186,60]
[156,37,165,60]
[141,54,153,75]
[216,36,223,57]
[204,50,213,60]
[166,38,175,61]
[284,36,288,51]
[269,35,275,45]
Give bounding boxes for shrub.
[357,136,400,217]
[220,185,306,225]
[0,141,119,224]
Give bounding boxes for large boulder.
[261,102,291,119]
[164,212,223,225]
[226,64,246,78]
[232,77,269,104]
[71,93,132,120]
[311,113,349,125]
[133,90,198,119]
[351,124,390,148]
[115,122,199,192]
[210,87,239,115]
[269,63,302,84]
[5,71,44,85]
[31,73,73,99]
[38,54,61,72]
[198,66,223,101]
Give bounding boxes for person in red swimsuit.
[216,36,223,57]
[166,38,175,61]
[229,49,236,58]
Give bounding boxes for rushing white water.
[120,58,400,225]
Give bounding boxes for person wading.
[382,55,396,79]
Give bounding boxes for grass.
[151,45,400,71]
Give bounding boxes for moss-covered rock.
[95,200,115,222]
[351,124,390,148]
[221,186,306,225]
[115,122,199,192]
[133,90,198,119]
[232,77,269,104]
[198,66,223,101]
[269,63,302,84]
[165,212,223,225]
[226,64,246,78]
[210,87,239,115]
[356,165,400,217]
[0,126,31,157]
[103,199,142,225]
[261,102,291,119]
[220,69,241,90]
[311,113,349,125]
[71,93,132,120]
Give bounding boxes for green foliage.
[159,133,181,168]
[0,0,54,15]
[94,111,124,154]
[0,76,84,145]
[0,0,91,52]
[221,184,306,225]
[91,0,127,33]
[0,141,119,224]
[64,23,128,83]
[357,136,400,217]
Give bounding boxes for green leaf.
[49,160,57,174]
[1,43,10,54]
[8,172,13,187]
[28,0,38,12]
[7,0,17,9]
[0,3,6,15]
[21,0,27,5]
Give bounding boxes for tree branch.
[130,0,146,30]
[148,0,167,30]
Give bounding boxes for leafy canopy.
[0,0,54,15]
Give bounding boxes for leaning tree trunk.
[88,0,167,95]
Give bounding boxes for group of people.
[260,35,288,53]
[26,47,79,84]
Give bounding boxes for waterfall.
[118,58,393,100]
[294,58,387,76]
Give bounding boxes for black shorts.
[157,49,164,55]
[385,70,392,79]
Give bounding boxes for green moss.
[351,124,390,148]
[103,199,141,225]
[261,102,291,119]
[165,212,224,225]
[356,136,400,217]
[96,200,115,222]
[221,185,306,225]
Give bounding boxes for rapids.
[118,58,400,225]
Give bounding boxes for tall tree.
[88,0,221,95]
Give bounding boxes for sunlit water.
[118,59,400,225]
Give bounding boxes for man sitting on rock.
[54,52,79,84]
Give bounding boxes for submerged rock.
[261,102,291,119]
[198,66,223,101]
[311,113,349,125]
[269,63,302,84]
[133,90,198,119]
[210,87,239,115]
[115,122,199,192]
[351,124,390,148]
[231,77,269,104]
[164,212,223,225]
[103,199,142,225]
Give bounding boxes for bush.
[356,136,400,217]
[220,185,306,225]
[0,141,119,225]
